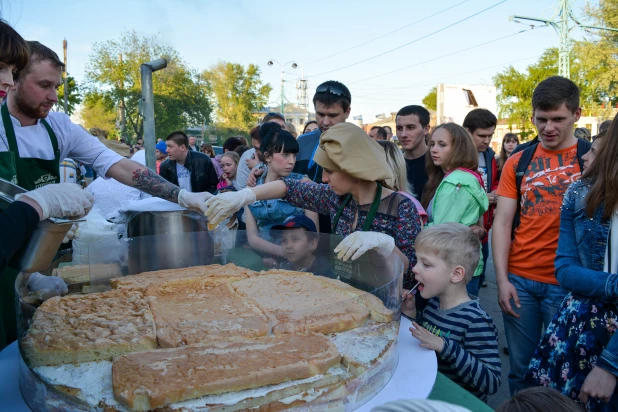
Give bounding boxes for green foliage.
[81,91,118,138]
[203,125,249,145]
[422,87,437,111]
[56,75,81,116]
[202,62,272,131]
[84,31,212,142]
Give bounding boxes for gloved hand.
[178,189,213,214]
[62,223,79,243]
[15,183,94,220]
[334,231,395,261]
[27,272,68,299]
[205,188,256,228]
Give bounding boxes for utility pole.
[267,60,297,116]
[296,63,308,110]
[62,39,68,113]
[118,53,126,139]
[510,0,618,78]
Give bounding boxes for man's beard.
[14,90,50,120]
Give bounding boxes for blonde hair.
[220,151,240,165]
[377,140,414,197]
[421,123,478,208]
[415,223,480,283]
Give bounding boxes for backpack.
[512,138,591,238]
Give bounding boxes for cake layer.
[230,272,370,335]
[112,334,342,411]
[145,277,269,348]
[22,289,157,366]
[110,263,257,291]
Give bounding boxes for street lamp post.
[267,60,297,117]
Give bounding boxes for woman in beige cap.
[205,122,423,288]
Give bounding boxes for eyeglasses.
[315,84,347,97]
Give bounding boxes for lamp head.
[292,63,298,69]
[268,60,274,66]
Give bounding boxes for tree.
[55,75,81,116]
[202,62,272,131]
[84,31,212,142]
[422,87,437,111]
[80,92,117,137]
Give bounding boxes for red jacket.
[482,149,499,244]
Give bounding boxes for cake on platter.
[18,264,401,411]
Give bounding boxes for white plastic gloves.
[62,223,79,243]
[205,188,257,228]
[27,272,68,299]
[15,183,94,221]
[334,232,395,261]
[178,189,213,214]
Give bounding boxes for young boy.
[402,223,501,402]
[270,215,332,276]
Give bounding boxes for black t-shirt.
[405,155,428,202]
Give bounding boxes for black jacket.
[159,151,218,194]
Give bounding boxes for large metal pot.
[125,210,215,274]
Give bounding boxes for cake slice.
[22,289,157,366]
[145,277,269,348]
[110,263,257,291]
[112,333,342,411]
[230,272,370,335]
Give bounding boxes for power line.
[306,0,509,79]
[304,0,471,67]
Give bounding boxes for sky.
[1,0,597,122]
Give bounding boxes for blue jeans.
[503,273,568,395]
[478,241,489,287]
[466,276,480,297]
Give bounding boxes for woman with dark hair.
[212,137,245,179]
[526,114,618,411]
[244,128,318,257]
[200,143,215,158]
[302,120,318,135]
[205,123,422,289]
[498,133,519,172]
[421,123,489,296]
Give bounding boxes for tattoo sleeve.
[131,168,180,202]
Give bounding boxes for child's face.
[280,229,317,266]
[412,249,454,299]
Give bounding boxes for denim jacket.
[555,179,618,375]
[248,172,304,240]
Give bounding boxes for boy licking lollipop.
[402,223,501,402]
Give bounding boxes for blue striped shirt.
[419,297,501,402]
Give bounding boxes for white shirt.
[59,158,78,184]
[0,111,123,178]
[236,148,264,190]
[176,163,192,192]
[478,152,488,192]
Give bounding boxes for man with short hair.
[159,132,218,193]
[369,126,387,141]
[383,125,393,141]
[395,105,430,201]
[463,108,499,295]
[493,76,590,395]
[188,135,198,151]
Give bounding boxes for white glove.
[15,183,94,221]
[27,272,68,298]
[178,189,213,214]
[62,223,79,243]
[205,188,256,228]
[334,232,396,261]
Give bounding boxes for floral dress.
[526,293,618,411]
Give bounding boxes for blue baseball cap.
[156,141,168,154]
[270,215,317,236]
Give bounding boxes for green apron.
[330,184,382,289]
[0,103,60,350]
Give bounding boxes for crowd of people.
[1,18,617,412]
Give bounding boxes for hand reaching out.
[410,321,445,353]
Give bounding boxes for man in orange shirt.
[492,76,586,395]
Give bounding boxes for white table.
[0,317,436,411]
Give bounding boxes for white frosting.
[278,387,329,405]
[330,325,395,365]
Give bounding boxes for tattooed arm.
[106,159,180,202]
[106,159,212,213]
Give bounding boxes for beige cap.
[314,122,393,182]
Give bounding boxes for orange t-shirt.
[497,143,582,284]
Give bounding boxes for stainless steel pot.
[0,178,78,273]
[125,210,215,274]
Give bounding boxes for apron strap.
[332,183,382,234]
[1,103,19,153]
[40,119,60,158]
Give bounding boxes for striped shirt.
[419,297,501,402]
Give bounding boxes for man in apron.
[0,41,212,350]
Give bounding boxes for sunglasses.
[315,84,347,97]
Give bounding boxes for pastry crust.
[110,263,257,292]
[145,277,269,348]
[112,334,342,411]
[22,289,157,367]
